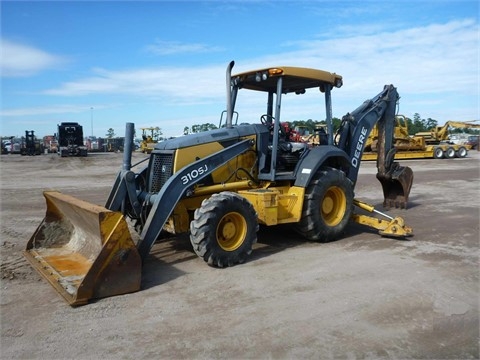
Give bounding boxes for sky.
[1,0,479,139]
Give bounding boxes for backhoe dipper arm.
[136,138,254,262]
[337,85,413,208]
[338,85,398,184]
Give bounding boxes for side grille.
[148,151,174,193]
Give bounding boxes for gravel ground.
[1,149,479,359]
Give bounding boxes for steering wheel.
[260,114,290,140]
[260,114,274,126]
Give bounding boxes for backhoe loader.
[139,127,161,154]
[415,120,480,145]
[24,61,414,306]
[363,117,480,160]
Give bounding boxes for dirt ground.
[1,149,479,359]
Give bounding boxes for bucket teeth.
[383,198,407,209]
[377,164,413,209]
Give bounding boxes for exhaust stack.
[225,61,235,129]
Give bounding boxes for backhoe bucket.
[376,164,413,209]
[24,191,142,306]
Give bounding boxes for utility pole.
[90,107,94,137]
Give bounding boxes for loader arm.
[105,122,143,217]
[337,85,413,208]
[105,168,143,217]
[136,138,254,261]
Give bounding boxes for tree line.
[105,113,478,139]
[182,113,478,136]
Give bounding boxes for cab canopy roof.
[232,66,343,94]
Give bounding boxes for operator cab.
[226,65,343,181]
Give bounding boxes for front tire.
[190,192,258,268]
[295,167,354,242]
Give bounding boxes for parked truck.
[56,122,88,157]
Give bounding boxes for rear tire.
[295,167,354,242]
[190,192,258,268]
[445,147,455,159]
[456,146,467,158]
[433,147,444,159]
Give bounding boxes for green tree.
[106,128,115,138]
[407,113,438,135]
[410,113,423,134]
[191,123,218,133]
[152,127,163,141]
[425,118,438,131]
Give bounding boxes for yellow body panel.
[238,186,305,225]
[233,66,342,92]
[173,135,258,183]
[166,136,258,233]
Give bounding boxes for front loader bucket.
[376,164,414,209]
[24,191,141,306]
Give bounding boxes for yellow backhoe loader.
[415,120,480,144]
[363,117,480,160]
[24,62,414,306]
[139,127,160,153]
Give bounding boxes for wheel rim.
[216,212,247,251]
[321,186,346,227]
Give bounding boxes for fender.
[294,145,350,188]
